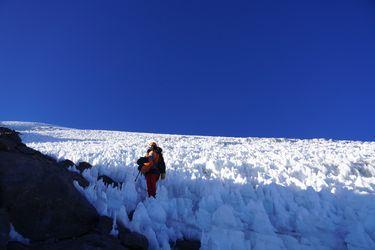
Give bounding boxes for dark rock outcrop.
[58,159,75,169]
[0,128,21,144]
[30,233,126,250]
[0,128,20,151]
[0,138,17,151]
[6,241,29,250]
[0,127,98,242]
[0,209,10,248]
[15,144,38,155]
[95,216,114,235]
[0,126,150,250]
[67,171,90,188]
[77,161,93,173]
[98,175,121,188]
[1,150,99,242]
[173,239,201,250]
[118,225,148,250]
[58,160,89,187]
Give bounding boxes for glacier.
[2,121,374,250]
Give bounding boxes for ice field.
[2,121,375,250]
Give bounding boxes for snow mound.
[2,121,375,250]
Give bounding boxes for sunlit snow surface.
[2,121,375,250]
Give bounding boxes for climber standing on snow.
[137,142,166,197]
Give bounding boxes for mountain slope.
[2,121,374,250]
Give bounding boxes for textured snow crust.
[2,121,375,250]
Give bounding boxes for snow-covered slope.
[2,121,374,250]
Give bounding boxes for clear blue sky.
[1,0,374,141]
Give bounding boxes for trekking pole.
[134,170,141,182]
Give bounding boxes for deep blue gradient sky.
[1,0,374,140]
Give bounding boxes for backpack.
[158,153,166,173]
[153,146,166,173]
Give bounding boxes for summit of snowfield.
[2,121,374,250]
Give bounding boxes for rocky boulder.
[6,241,29,250]
[77,161,93,173]
[118,224,148,250]
[58,159,75,169]
[95,216,114,235]
[0,127,21,144]
[15,143,38,155]
[30,233,126,250]
[57,160,89,187]
[0,128,21,151]
[98,175,121,188]
[0,126,151,250]
[0,127,99,242]
[68,171,90,188]
[0,138,17,151]
[0,209,10,248]
[173,239,201,250]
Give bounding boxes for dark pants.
[146,173,160,197]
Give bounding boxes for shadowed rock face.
[0,127,21,143]
[0,128,99,242]
[96,216,148,250]
[0,209,10,248]
[98,175,121,188]
[30,233,127,250]
[0,127,148,249]
[58,159,75,169]
[0,127,21,151]
[118,224,148,250]
[76,161,93,173]
[173,239,201,250]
